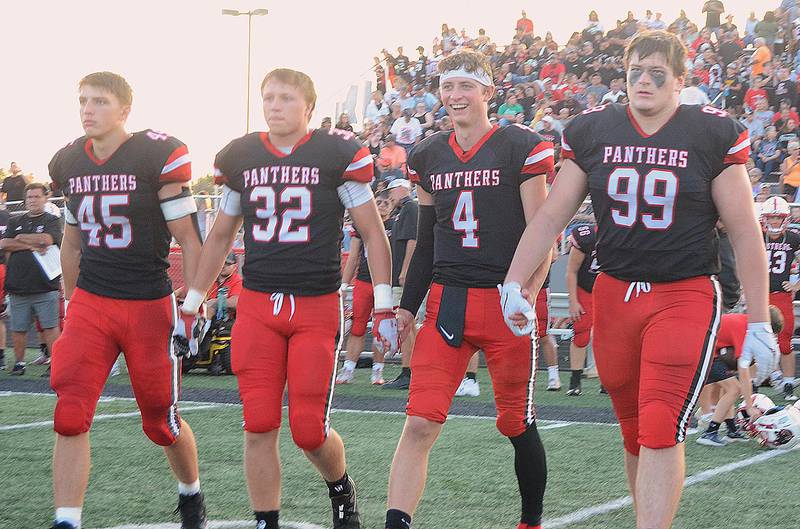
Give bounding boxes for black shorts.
[706,352,737,385]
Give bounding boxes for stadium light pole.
[222,8,268,133]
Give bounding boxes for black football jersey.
[569,224,599,292]
[49,130,192,299]
[562,103,750,282]
[0,209,9,264]
[350,218,394,283]
[408,124,554,287]
[765,230,800,292]
[214,128,374,296]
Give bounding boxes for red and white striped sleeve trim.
[723,129,750,165]
[521,141,555,175]
[213,166,228,186]
[407,165,420,183]
[160,145,192,183]
[560,132,575,160]
[343,147,374,183]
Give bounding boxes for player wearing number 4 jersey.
[503,31,778,529]
[183,68,395,529]
[385,50,553,529]
[47,72,206,529]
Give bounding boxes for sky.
[1,0,774,181]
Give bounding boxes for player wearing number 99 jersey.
[183,69,395,529]
[504,31,774,529]
[387,50,553,529]
[47,72,207,529]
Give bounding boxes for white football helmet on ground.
[736,394,776,437]
[751,405,800,449]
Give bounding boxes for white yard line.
[0,404,220,432]
[543,446,799,528]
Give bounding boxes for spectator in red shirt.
[744,76,768,110]
[516,10,533,36]
[540,55,566,85]
[206,252,243,316]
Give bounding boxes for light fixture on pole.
[222,8,268,133]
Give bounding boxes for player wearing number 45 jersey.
[47,72,206,529]
[386,50,553,529]
[503,31,778,529]
[183,69,396,529]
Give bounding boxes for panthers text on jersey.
[49,130,192,299]
[408,124,554,287]
[570,224,599,292]
[765,229,800,292]
[214,128,373,296]
[562,103,750,282]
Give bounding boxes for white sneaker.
[336,368,354,385]
[547,378,561,391]
[455,378,480,397]
[371,367,385,385]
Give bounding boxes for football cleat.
[51,522,77,529]
[696,431,728,447]
[784,383,799,402]
[0,353,5,371]
[174,491,207,529]
[383,372,410,390]
[330,477,361,529]
[547,379,561,391]
[455,378,480,397]
[336,368,354,385]
[725,429,749,443]
[370,367,384,385]
[566,387,582,396]
[10,362,25,376]
[31,352,50,366]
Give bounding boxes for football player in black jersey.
[386,50,554,529]
[759,196,800,401]
[182,69,395,529]
[48,72,206,529]
[503,31,777,528]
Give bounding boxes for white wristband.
[182,288,205,315]
[374,283,393,311]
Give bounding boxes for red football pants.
[572,287,593,348]
[769,291,794,355]
[535,288,550,339]
[51,288,182,446]
[407,283,538,437]
[592,274,721,455]
[231,288,341,451]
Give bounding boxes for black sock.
[724,418,737,432]
[707,421,721,433]
[401,367,411,377]
[570,369,583,388]
[326,472,352,497]
[254,510,279,528]
[509,423,547,526]
[40,343,49,355]
[0,348,5,358]
[466,371,477,381]
[385,508,412,529]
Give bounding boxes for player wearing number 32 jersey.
[503,31,776,529]
[47,72,206,529]
[183,68,395,529]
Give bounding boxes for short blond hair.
[437,50,494,82]
[624,30,688,78]
[79,72,133,106]
[261,68,317,113]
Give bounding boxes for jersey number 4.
[607,168,677,230]
[250,186,311,243]
[453,191,479,248]
[77,195,132,249]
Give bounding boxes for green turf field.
[2,386,798,529]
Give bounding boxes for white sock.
[343,360,356,371]
[373,362,384,371]
[548,366,559,380]
[178,479,201,496]
[55,507,82,528]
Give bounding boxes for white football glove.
[373,310,399,357]
[739,322,780,385]
[498,282,536,336]
[173,311,203,358]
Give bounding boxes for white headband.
[439,67,493,86]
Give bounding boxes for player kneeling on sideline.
[339,193,395,385]
[759,196,800,401]
[182,68,396,529]
[48,72,206,529]
[697,308,784,447]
